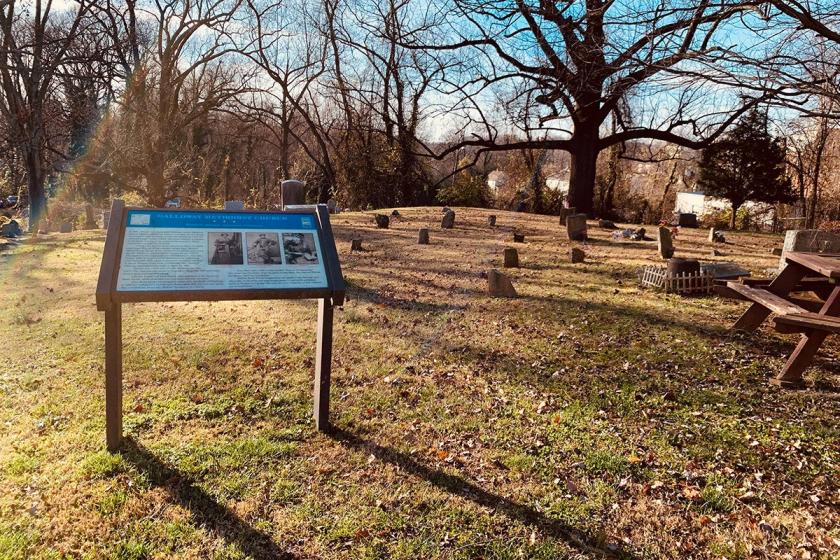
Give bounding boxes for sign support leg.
[314,298,334,431]
[105,304,123,451]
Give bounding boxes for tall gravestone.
[503,247,519,268]
[566,214,588,241]
[441,210,455,229]
[281,179,305,208]
[418,228,429,244]
[657,226,674,259]
[779,229,840,269]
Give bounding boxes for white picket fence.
[639,265,715,295]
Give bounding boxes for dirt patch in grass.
[0,208,837,559]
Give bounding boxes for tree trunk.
[25,144,46,232]
[730,203,739,229]
[567,128,599,216]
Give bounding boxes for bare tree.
[0,0,94,228]
[404,0,790,215]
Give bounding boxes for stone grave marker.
[558,207,577,224]
[441,210,455,229]
[488,215,496,227]
[779,229,840,269]
[281,179,305,207]
[374,214,390,228]
[102,210,111,229]
[566,214,588,241]
[570,247,585,263]
[657,226,674,259]
[224,200,245,211]
[598,219,617,229]
[487,269,517,297]
[418,228,429,244]
[350,238,363,252]
[513,232,525,243]
[503,247,519,268]
[60,222,73,233]
[327,198,338,214]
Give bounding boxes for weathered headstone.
[374,214,390,228]
[488,215,497,227]
[224,200,245,211]
[771,247,783,256]
[558,207,577,224]
[701,261,750,280]
[418,228,429,244]
[566,214,588,241]
[327,198,338,214]
[708,227,716,242]
[598,219,617,229]
[570,247,585,263]
[487,269,517,298]
[38,221,52,234]
[102,211,111,230]
[503,247,519,268]
[779,229,840,269]
[513,232,525,243]
[83,204,97,229]
[657,226,674,259]
[391,209,401,218]
[281,179,305,207]
[441,210,455,229]
[350,238,363,252]
[60,222,73,234]
[1,219,22,238]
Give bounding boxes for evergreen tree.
[697,110,793,229]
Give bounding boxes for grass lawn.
[0,207,837,559]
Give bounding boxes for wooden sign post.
[96,200,346,451]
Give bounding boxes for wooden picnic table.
[719,252,840,387]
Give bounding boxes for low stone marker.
[224,200,245,211]
[598,219,617,229]
[441,209,455,229]
[60,222,73,233]
[391,209,401,218]
[350,238,363,252]
[488,215,496,227]
[418,228,429,244]
[38,221,52,234]
[771,247,783,256]
[374,214,390,228]
[570,247,585,263]
[566,214,588,241]
[503,247,519,268]
[487,269,517,297]
[657,226,674,259]
[513,232,525,243]
[675,212,698,228]
[779,229,840,269]
[327,198,338,214]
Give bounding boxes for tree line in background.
[0,0,839,230]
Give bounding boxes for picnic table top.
[785,252,840,279]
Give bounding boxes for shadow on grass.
[327,426,634,559]
[120,438,296,560]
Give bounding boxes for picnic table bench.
[717,252,840,387]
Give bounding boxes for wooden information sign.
[96,200,346,451]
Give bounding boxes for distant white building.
[545,173,569,193]
[674,190,775,226]
[487,170,507,192]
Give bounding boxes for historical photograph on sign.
[207,232,243,265]
[246,232,282,264]
[282,232,320,265]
